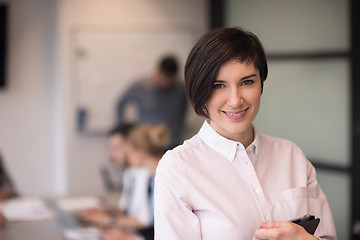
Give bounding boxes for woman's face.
[108,134,127,167]
[207,59,262,142]
[125,143,146,167]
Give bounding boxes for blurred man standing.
[117,55,187,148]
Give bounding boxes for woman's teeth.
[226,109,247,116]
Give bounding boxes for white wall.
[0,0,208,197]
[59,0,208,195]
[0,0,58,196]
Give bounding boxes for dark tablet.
[291,214,320,235]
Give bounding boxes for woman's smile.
[222,107,249,120]
[207,59,261,143]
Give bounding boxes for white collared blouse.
[154,121,337,239]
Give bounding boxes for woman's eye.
[213,83,225,89]
[242,80,254,85]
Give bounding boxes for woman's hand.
[252,221,318,240]
[0,190,12,200]
[76,208,110,226]
[103,228,138,240]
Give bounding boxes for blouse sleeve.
[154,152,201,240]
[306,160,337,240]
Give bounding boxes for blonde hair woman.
[103,124,170,240]
[125,124,170,174]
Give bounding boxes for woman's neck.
[144,155,160,177]
[237,126,254,148]
[209,120,255,148]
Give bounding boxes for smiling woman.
[184,27,267,118]
[207,60,262,146]
[154,27,337,240]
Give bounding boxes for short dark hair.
[184,27,268,118]
[108,122,136,138]
[158,55,178,76]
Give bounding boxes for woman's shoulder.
[124,166,151,178]
[258,134,315,175]
[258,133,304,155]
[259,133,298,146]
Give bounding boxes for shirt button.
[255,188,261,194]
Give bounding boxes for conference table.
[0,194,120,240]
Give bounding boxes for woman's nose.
[228,88,244,107]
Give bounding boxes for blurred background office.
[0,0,359,239]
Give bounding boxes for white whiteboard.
[72,28,198,133]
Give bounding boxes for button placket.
[233,147,272,222]
[245,156,272,222]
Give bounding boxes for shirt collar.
[198,121,260,162]
[198,121,238,162]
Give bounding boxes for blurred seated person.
[77,125,163,236]
[102,124,170,240]
[0,151,18,227]
[77,167,151,231]
[116,55,187,149]
[101,123,135,192]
